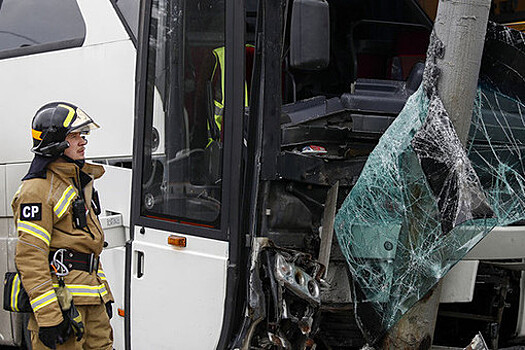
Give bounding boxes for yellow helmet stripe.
[59,104,76,128]
[32,129,42,141]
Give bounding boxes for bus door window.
[141,0,226,227]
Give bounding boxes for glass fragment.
[334,22,525,344]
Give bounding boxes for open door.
[127,0,246,348]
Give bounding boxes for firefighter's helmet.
[31,102,100,157]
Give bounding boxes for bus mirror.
[290,0,330,70]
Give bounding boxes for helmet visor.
[69,108,100,134]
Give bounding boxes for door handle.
[135,251,144,278]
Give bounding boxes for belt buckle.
[88,253,94,273]
[88,253,99,274]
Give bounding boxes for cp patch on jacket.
[20,203,42,221]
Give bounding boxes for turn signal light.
[118,308,125,317]
[168,235,186,247]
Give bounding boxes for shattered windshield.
[334,22,525,344]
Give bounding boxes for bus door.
[128,0,246,347]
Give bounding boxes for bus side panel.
[0,164,29,345]
[0,217,16,346]
[97,165,133,350]
[101,247,126,350]
[0,40,136,164]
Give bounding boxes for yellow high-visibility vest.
[209,45,251,141]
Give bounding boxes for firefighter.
[12,102,114,349]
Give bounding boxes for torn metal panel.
[234,238,323,349]
[318,181,339,275]
[464,332,489,350]
[334,22,525,345]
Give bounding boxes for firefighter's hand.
[39,319,70,349]
[105,301,113,319]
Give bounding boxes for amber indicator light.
[118,308,125,317]
[168,235,187,247]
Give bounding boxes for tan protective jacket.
[12,160,114,327]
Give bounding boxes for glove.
[105,301,113,320]
[38,318,70,349]
[64,302,84,341]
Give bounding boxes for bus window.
[140,0,225,228]
[0,0,85,59]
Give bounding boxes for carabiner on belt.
[50,249,70,278]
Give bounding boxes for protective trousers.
[28,303,113,350]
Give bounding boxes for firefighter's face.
[64,132,87,160]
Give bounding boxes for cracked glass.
[334,22,525,344]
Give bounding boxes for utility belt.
[3,249,100,313]
[49,249,100,274]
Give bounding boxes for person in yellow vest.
[12,102,113,349]
[208,45,251,144]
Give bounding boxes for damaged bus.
[127,0,525,348]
